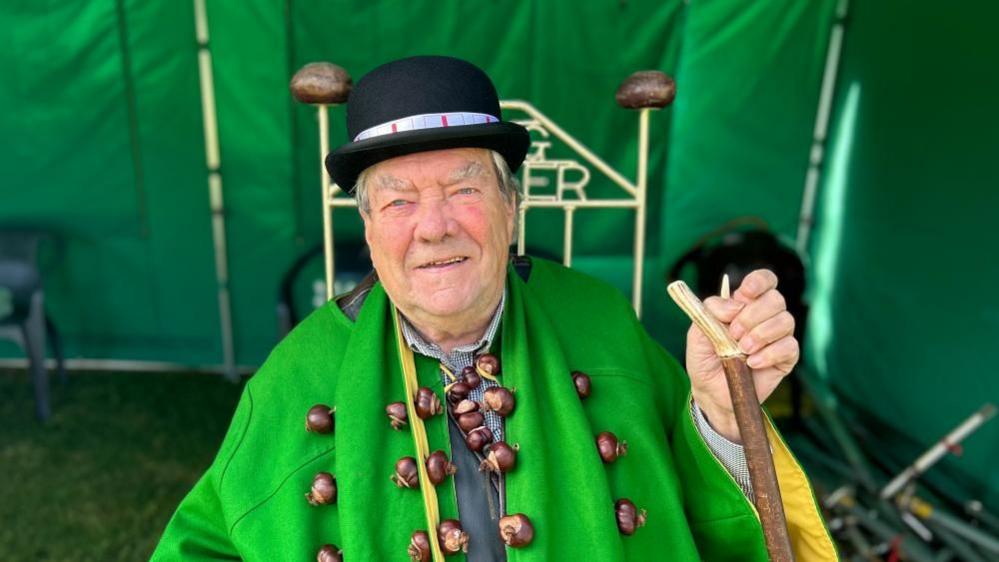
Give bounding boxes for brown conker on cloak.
[615,498,648,535]
[596,431,628,463]
[408,530,431,562]
[461,365,482,389]
[306,404,335,434]
[452,399,480,416]
[465,426,494,452]
[571,371,592,399]
[437,519,470,554]
[475,353,501,378]
[415,387,443,419]
[499,513,535,547]
[479,441,518,473]
[306,471,337,505]
[457,411,484,433]
[316,543,343,562]
[391,456,419,489]
[446,381,471,404]
[481,387,516,416]
[386,401,408,430]
[426,450,458,485]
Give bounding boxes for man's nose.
[413,199,456,243]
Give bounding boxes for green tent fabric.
[1,0,996,510]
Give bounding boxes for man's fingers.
[738,310,795,355]
[746,335,799,373]
[703,296,744,324]
[733,269,778,302]
[729,288,786,339]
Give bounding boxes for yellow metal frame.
[313,96,655,317]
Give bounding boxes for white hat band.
[353,111,499,142]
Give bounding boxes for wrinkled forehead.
[368,148,495,191]
[374,161,487,192]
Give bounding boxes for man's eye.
[388,199,409,207]
[456,187,478,195]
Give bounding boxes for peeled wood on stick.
[667,280,795,562]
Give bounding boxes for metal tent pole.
[796,0,851,254]
[193,0,238,381]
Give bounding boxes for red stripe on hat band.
[352,111,499,142]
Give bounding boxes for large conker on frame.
[306,404,335,434]
[499,513,535,547]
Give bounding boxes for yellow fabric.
[765,419,840,561]
[393,310,446,562]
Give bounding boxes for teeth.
[427,257,463,267]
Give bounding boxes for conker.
[499,513,535,547]
[615,498,648,535]
[437,519,469,554]
[480,441,518,473]
[461,365,482,389]
[457,411,484,433]
[482,387,515,417]
[408,530,431,562]
[306,471,337,505]
[465,426,494,452]
[415,387,443,419]
[391,456,419,488]
[596,431,628,463]
[316,544,343,562]
[386,401,408,430]
[426,450,457,485]
[572,371,591,399]
[446,381,471,404]
[452,399,480,416]
[306,404,335,434]
[475,353,501,379]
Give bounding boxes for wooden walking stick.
[667,278,795,562]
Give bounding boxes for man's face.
[361,148,515,324]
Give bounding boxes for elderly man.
[152,56,835,561]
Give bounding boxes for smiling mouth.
[417,256,468,269]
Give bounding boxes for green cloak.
[151,258,836,561]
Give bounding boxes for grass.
[0,369,243,561]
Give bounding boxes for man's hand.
[685,269,799,444]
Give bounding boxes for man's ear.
[505,196,517,240]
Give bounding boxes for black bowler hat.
[325,56,530,191]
